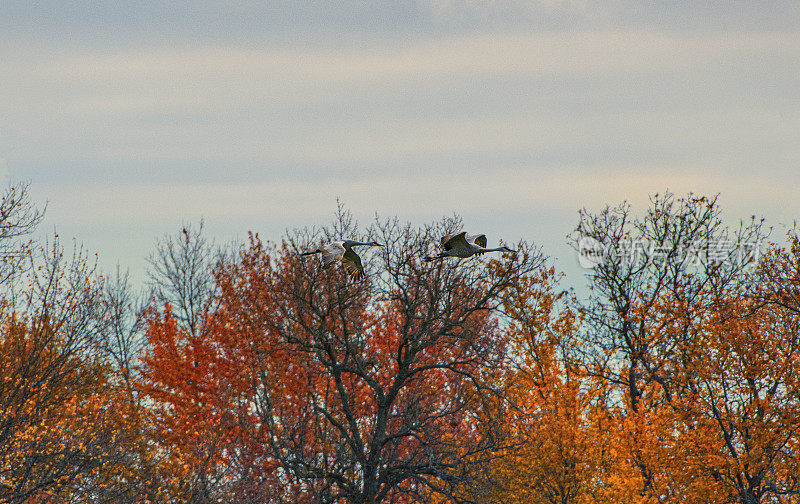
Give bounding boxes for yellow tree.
[668,233,800,503]
[0,237,165,503]
[475,258,611,504]
[570,192,769,503]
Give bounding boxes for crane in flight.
[424,231,515,262]
[300,240,383,280]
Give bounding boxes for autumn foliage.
[138,217,539,503]
[2,187,800,504]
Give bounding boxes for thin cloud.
[4,28,798,174]
[4,7,798,286]
[43,169,797,226]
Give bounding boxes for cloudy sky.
[2,1,799,288]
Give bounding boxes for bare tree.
[570,192,767,410]
[147,220,225,337]
[100,266,147,388]
[0,182,45,285]
[752,225,800,315]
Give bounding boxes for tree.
[0,182,44,285]
[0,238,153,503]
[475,261,612,504]
[669,230,800,503]
[677,291,800,503]
[139,221,240,502]
[754,228,800,316]
[139,212,544,503]
[571,192,766,412]
[147,220,224,337]
[99,266,147,389]
[569,191,800,504]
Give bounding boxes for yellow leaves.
[0,284,160,501]
[481,235,800,504]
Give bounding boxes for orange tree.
[139,214,544,504]
[618,236,800,504]
[0,239,161,504]
[678,289,800,503]
[0,185,169,503]
[472,257,612,504]
[570,192,771,503]
[678,231,800,503]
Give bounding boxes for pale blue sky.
[2,1,799,287]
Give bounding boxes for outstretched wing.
[321,242,346,268]
[442,231,469,251]
[342,247,365,280]
[468,234,487,248]
[467,233,487,255]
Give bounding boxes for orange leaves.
[575,234,800,503]
[137,224,533,504]
[480,264,609,504]
[0,306,145,502]
[9,201,800,503]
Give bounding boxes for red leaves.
[137,231,519,503]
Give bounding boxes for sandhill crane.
[300,240,383,279]
[424,231,515,262]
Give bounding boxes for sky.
[2,1,799,290]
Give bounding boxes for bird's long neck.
[480,247,507,253]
